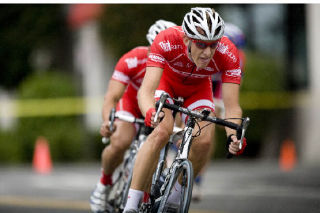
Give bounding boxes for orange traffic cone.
[32,136,52,174]
[279,138,297,172]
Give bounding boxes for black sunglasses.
[191,39,220,49]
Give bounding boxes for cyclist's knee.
[110,134,132,152]
[193,137,212,154]
[149,126,171,150]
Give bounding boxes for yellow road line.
[0,195,224,212]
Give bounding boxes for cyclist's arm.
[222,82,242,137]
[102,79,126,122]
[138,66,163,117]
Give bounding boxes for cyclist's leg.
[102,119,136,173]
[91,96,139,213]
[125,108,174,209]
[192,146,212,202]
[91,119,136,213]
[102,94,140,181]
[192,79,224,202]
[101,94,142,180]
[124,82,176,212]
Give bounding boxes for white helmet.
[146,19,177,45]
[182,7,225,41]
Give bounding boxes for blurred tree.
[285,4,307,90]
[16,71,87,162]
[0,5,68,89]
[99,4,220,58]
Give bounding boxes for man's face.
[189,38,219,69]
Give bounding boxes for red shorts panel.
[116,90,142,119]
[155,74,215,123]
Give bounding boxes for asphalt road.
[0,160,320,213]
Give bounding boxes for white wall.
[74,21,113,131]
[299,4,320,165]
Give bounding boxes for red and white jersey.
[147,26,242,85]
[111,46,148,98]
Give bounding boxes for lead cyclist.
[123,7,247,213]
[89,19,177,213]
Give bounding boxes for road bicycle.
[139,92,250,213]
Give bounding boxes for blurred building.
[300,4,320,165]
[68,4,114,131]
[220,4,319,164]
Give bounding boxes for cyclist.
[89,19,177,213]
[193,21,247,202]
[123,7,247,213]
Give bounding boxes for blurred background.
[0,3,319,166]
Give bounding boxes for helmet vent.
[214,26,221,37]
[207,14,212,32]
[185,24,195,36]
[193,10,202,21]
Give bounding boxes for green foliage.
[17,71,87,162]
[0,5,67,89]
[0,130,24,163]
[99,4,215,58]
[241,51,286,92]
[0,71,90,163]
[18,71,77,99]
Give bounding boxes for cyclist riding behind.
[124,7,247,213]
[90,19,177,213]
[193,21,247,201]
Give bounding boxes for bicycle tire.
[109,152,135,212]
[157,160,193,213]
[120,167,133,209]
[108,169,125,211]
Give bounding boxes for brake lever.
[239,117,250,149]
[227,117,250,159]
[154,93,169,122]
[109,108,116,132]
[102,108,117,145]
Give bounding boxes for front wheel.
[157,160,193,213]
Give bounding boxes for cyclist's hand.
[145,107,165,128]
[100,121,117,137]
[227,135,247,155]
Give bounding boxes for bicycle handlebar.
[155,92,250,158]
[102,108,145,144]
